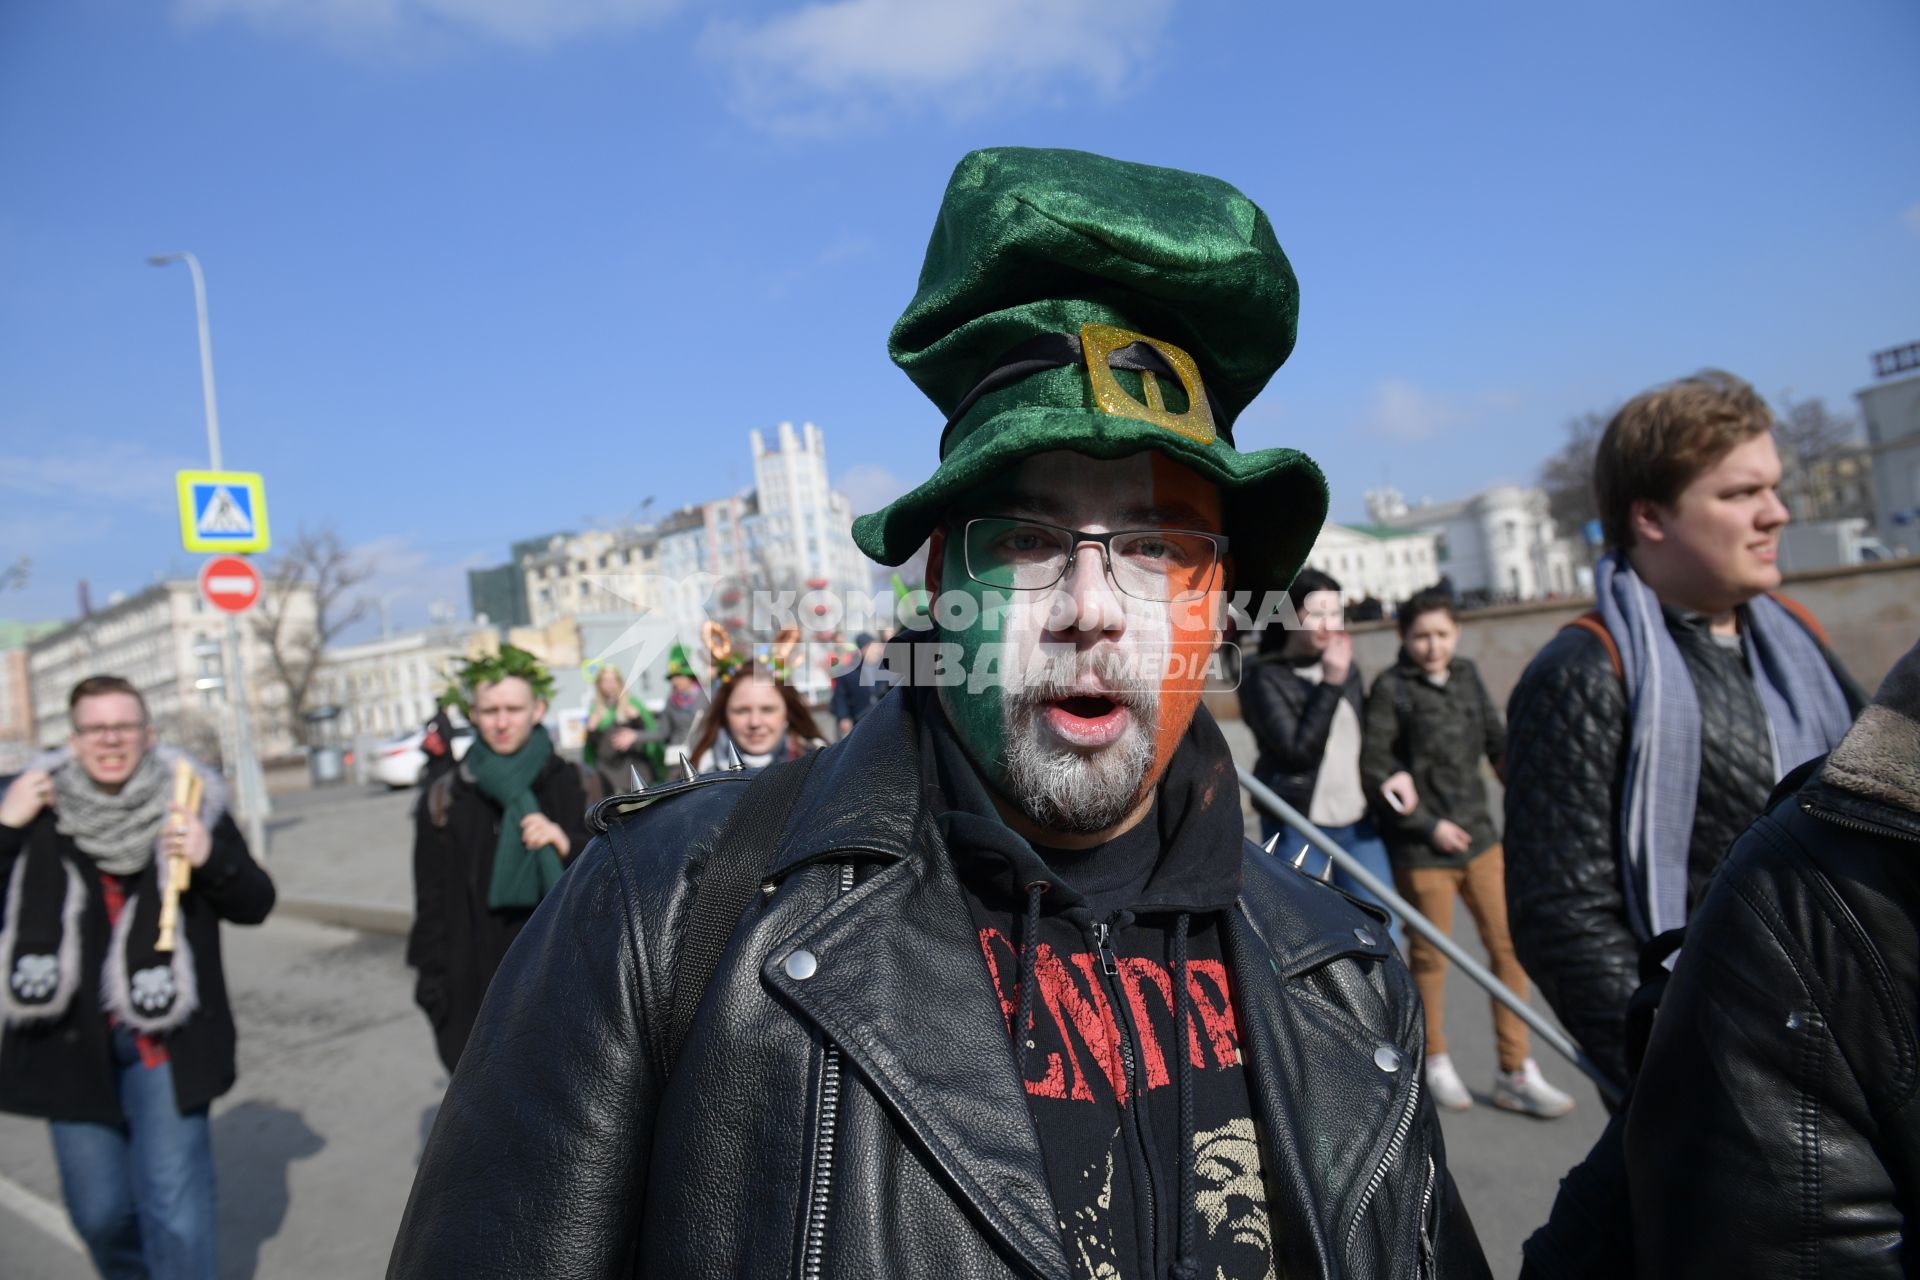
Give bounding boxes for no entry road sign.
[200,556,262,614]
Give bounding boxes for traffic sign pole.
[153,252,270,861]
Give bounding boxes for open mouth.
[1040,692,1131,748]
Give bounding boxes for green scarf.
[468,726,565,911]
[584,695,665,779]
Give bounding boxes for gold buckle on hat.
[1080,323,1217,445]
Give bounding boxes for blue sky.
[3,0,1916,635]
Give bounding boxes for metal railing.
[1237,767,1625,1106]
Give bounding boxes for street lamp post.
[148,251,271,860]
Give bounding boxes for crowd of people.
[2,143,1915,1279]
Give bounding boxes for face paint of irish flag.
[931,449,1227,834]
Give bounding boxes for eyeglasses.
[73,722,146,742]
[959,516,1227,603]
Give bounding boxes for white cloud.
[1903,202,1920,238]
[768,231,874,300]
[834,463,906,514]
[1361,381,1460,442]
[347,534,491,637]
[702,0,1176,135]
[175,0,680,54]
[1358,381,1524,443]
[0,440,199,511]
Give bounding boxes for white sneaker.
[1424,1053,1473,1112]
[1493,1058,1576,1119]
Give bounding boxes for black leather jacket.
[1502,610,1857,1090]
[1623,697,1920,1276]
[390,691,1489,1279]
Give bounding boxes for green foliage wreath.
[440,643,556,714]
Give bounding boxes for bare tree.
[253,529,371,744]
[0,556,27,594]
[1773,393,1866,522]
[1538,409,1612,536]
[1774,393,1859,470]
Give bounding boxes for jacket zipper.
[1800,801,1920,846]
[1417,1154,1437,1278]
[801,862,855,1280]
[1092,917,1157,1264]
[1344,1056,1422,1259]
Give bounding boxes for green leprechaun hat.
[665,641,696,679]
[852,146,1327,596]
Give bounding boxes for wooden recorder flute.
[156,759,201,954]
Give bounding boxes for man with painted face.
[391,148,1488,1279]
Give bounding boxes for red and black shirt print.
[928,702,1278,1280]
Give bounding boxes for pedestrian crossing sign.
[175,470,270,554]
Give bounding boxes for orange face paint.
[1143,450,1227,789]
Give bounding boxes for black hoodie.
[925,702,1277,1280]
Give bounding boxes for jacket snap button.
[1374,1045,1401,1073]
[784,950,819,981]
[1354,927,1376,947]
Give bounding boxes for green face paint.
[935,529,1016,790]
[932,450,1228,830]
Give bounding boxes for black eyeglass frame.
[954,515,1230,604]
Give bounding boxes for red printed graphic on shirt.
[976,926,1244,1105]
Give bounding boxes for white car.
[368,724,473,789]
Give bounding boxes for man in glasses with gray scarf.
[0,675,274,1280]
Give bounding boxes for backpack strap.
[1563,609,1623,682]
[1765,591,1830,647]
[666,752,822,1068]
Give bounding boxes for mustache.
[1005,649,1158,709]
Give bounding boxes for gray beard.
[1001,687,1158,837]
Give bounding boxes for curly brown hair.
[1594,369,1774,550]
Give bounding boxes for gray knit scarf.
[37,745,226,876]
[1596,552,1854,940]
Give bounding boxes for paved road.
[2,772,1606,1278]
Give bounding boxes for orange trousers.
[1393,844,1531,1074]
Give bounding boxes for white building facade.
[1301,524,1442,608]
[1364,485,1588,603]
[27,581,315,761]
[1858,345,1920,557]
[513,422,873,646]
[524,526,661,628]
[310,624,489,743]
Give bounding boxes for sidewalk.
[265,783,417,931]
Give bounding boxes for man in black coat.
[1504,370,1861,1093]
[1522,636,1920,1277]
[0,674,274,1279]
[391,147,1487,1280]
[1619,633,1920,1274]
[408,647,591,1071]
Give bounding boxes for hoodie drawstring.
[1014,881,1047,1084]
[1170,911,1199,1280]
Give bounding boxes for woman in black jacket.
[1237,569,1398,941]
[0,675,274,1279]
